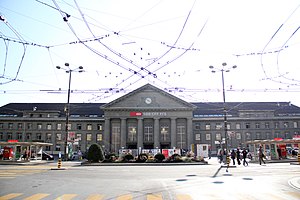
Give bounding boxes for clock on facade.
[145,97,152,104]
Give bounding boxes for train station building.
[0,84,300,157]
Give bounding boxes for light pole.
[209,63,237,157]
[56,63,84,160]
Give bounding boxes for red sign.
[130,112,143,116]
[8,140,18,143]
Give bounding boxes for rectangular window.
[255,132,260,139]
[56,133,62,141]
[177,125,186,148]
[76,133,82,141]
[57,123,62,130]
[274,122,279,129]
[205,133,211,141]
[205,123,211,130]
[227,123,231,130]
[87,124,92,131]
[0,123,3,129]
[265,122,270,129]
[86,133,92,141]
[7,133,12,139]
[37,133,42,140]
[160,125,169,141]
[18,123,23,130]
[37,123,42,130]
[245,123,250,129]
[195,133,201,141]
[216,133,221,141]
[47,124,52,130]
[236,133,241,140]
[255,123,260,129]
[194,123,200,130]
[144,124,153,142]
[26,133,31,140]
[294,122,298,128]
[97,133,102,141]
[246,132,251,140]
[55,145,61,151]
[216,123,222,130]
[17,133,22,140]
[128,126,137,142]
[283,122,289,128]
[111,124,120,152]
[67,123,71,131]
[236,123,241,129]
[27,123,33,130]
[77,124,82,130]
[0,132,3,140]
[46,133,51,142]
[8,123,13,129]
[97,124,103,131]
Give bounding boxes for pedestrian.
[236,148,241,165]
[218,149,223,163]
[277,146,282,160]
[242,148,248,166]
[208,148,211,159]
[258,145,266,165]
[230,149,236,165]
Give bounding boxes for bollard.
[57,158,62,169]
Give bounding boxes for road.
[0,158,299,200]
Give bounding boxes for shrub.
[87,143,104,162]
[137,153,148,163]
[154,153,165,162]
[123,154,134,162]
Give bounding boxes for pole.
[65,70,72,160]
[221,69,228,157]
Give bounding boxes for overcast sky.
[1,0,300,107]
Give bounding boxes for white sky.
[1,0,300,107]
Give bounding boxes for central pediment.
[101,84,196,111]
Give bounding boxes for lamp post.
[209,63,237,157]
[56,63,84,160]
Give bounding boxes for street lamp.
[56,63,84,160]
[209,62,237,157]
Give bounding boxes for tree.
[87,143,104,162]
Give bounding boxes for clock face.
[145,97,152,104]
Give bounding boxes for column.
[120,118,127,148]
[171,118,176,148]
[137,118,143,151]
[154,118,160,149]
[186,117,193,150]
[104,118,111,152]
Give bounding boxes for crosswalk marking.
[147,194,162,200]
[176,194,192,200]
[0,192,299,200]
[23,193,50,200]
[0,193,23,200]
[86,194,105,200]
[116,194,132,200]
[55,194,78,200]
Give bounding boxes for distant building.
[0,84,299,155]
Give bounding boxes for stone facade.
[0,84,300,156]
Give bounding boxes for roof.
[0,101,300,118]
[191,102,300,117]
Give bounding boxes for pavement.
[1,157,300,191]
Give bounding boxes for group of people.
[229,148,250,166]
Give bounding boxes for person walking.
[230,149,236,165]
[258,145,266,165]
[242,148,248,166]
[236,148,241,165]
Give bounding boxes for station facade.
[0,84,300,156]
